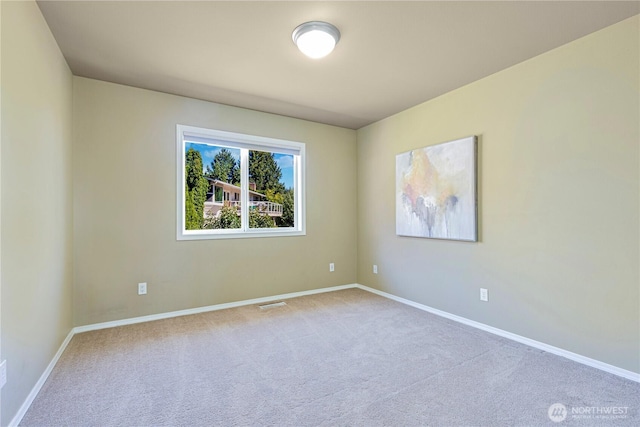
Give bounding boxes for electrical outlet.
[138,282,147,295]
[373,264,378,274]
[480,288,488,302]
[0,360,7,389]
[329,263,335,272]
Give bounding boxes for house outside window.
[177,125,305,240]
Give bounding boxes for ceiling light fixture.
[292,21,340,59]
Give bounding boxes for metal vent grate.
[258,301,287,310]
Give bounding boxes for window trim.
[176,124,306,240]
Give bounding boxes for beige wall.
[72,77,357,326]
[1,1,74,424]
[357,16,639,373]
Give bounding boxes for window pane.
[178,124,305,240]
[248,150,295,229]
[185,142,241,230]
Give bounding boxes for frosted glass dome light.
[292,21,340,59]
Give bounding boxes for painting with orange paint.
[396,136,477,241]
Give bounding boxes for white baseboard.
[10,281,638,426]
[8,330,75,427]
[355,283,640,383]
[74,284,358,333]
[9,284,358,427]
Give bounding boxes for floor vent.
[258,301,287,310]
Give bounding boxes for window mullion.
[240,148,249,231]
[294,154,299,228]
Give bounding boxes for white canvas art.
[396,136,477,241]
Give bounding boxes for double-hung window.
[177,125,305,240]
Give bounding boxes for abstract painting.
[396,136,477,241]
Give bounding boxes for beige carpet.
[20,288,639,426]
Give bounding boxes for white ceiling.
[37,1,639,129]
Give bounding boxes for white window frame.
[177,124,306,240]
